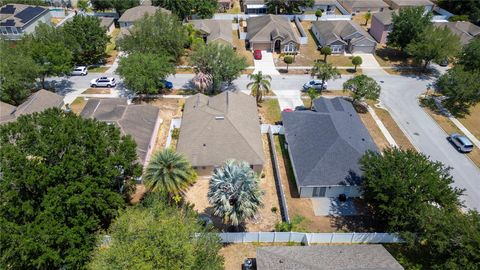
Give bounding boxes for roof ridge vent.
[215,116,225,120]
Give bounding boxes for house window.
[284,42,296,53]
[313,187,327,197]
[331,45,343,53]
[0,28,6,35]
[11,27,18,34]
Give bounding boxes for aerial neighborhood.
[1,0,480,269]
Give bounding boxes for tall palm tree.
[208,159,263,227]
[247,71,272,104]
[310,61,341,90]
[143,148,197,196]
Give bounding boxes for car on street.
[71,66,88,76]
[90,77,116,88]
[253,50,262,60]
[447,133,474,153]
[161,79,173,89]
[302,80,327,91]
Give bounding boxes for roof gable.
[313,20,376,45]
[246,15,300,44]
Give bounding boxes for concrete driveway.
[253,51,280,75]
[272,89,304,110]
[354,53,389,76]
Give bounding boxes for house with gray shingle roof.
[384,0,434,11]
[0,4,51,40]
[370,10,396,43]
[281,97,378,198]
[312,20,377,54]
[118,5,170,28]
[338,0,389,14]
[190,19,233,46]
[176,91,264,176]
[256,245,404,270]
[246,14,300,53]
[80,98,161,166]
[434,21,480,46]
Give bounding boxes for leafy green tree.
[20,23,73,88]
[63,15,109,65]
[315,9,322,20]
[320,46,332,62]
[307,87,319,108]
[266,0,314,14]
[190,43,247,92]
[113,0,140,15]
[154,0,195,19]
[360,148,463,233]
[208,159,263,227]
[437,0,480,24]
[459,37,480,71]
[116,52,175,95]
[284,55,294,72]
[310,61,340,90]
[407,25,461,70]
[143,148,197,196]
[0,108,141,269]
[343,75,381,103]
[195,0,218,19]
[0,0,46,5]
[388,7,432,50]
[363,12,372,25]
[90,0,114,11]
[0,41,39,105]
[449,14,470,22]
[247,71,272,104]
[119,12,188,61]
[436,66,480,117]
[88,193,224,270]
[78,0,89,10]
[351,56,362,71]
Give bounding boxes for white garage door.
[352,45,374,54]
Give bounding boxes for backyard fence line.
[216,232,404,244]
[213,13,351,21]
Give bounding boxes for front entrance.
[274,40,281,53]
[313,187,327,197]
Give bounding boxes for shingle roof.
[0,4,49,28]
[372,10,396,25]
[176,91,264,168]
[434,21,480,45]
[118,5,170,23]
[246,15,300,45]
[80,98,160,165]
[282,97,378,187]
[0,101,16,123]
[99,16,114,28]
[256,245,404,270]
[191,19,233,45]
[341,0,389,9]
[312,20,376,46]
[388,0,434,7]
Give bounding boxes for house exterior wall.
[300,186,362,198]
[1,10,52,40]
[106,23,115,35]
[369,15,389,43]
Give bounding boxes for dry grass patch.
[374,46,414,67]
[88,66,110,73]
[175,68,194,74]
[458,103,480,139]
[233,31,254,66]
[258,99,281,124]
[82,88,111,94]
[357,110,391,151]
[352,14,370,31]
[327,55,354,67]
[69,97,87,114]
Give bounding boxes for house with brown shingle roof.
[338,0,389,14]
[176,91,264,176]
[118,5,170,28]
[384,0,434,11]
[434,21,480,46]
[190,19,233,46]
[246,14,300,53]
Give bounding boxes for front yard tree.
[351,56,362,71]
[310,61,341,90]
[266,0,314,14]
[63,15,109,65]
[0,41,39,105]
[116,52,175,95]
[363,11,372,25]
[459,37,480,71]
[143,148,197,196]
[154,0,217,19]
[208,160,264,228]
[113,0,140,15]
[190,43,247,92]
[0,108,141,269]
[343,75,381,103]
[307,87,319,108]
[247,71,272,104]
[88,193,224,270]
[195,0,218,19]
[407,25,461,70]
[90,0,114,11]
[320,46,332,62]
[387,6,432,51]
[315,9,322,20]
[284,55,294,72]
[119,12,188,61]
[436,66,480,117]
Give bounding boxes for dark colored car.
[253,50,262,60]
[161,79,173,89]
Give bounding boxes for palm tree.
[320,46,332,62]
[207,159,263,227]
[307,87,320,108]
[247,71,272,104]
[364,12,372,25]
[310,62,341,90]
[143,148,197,196]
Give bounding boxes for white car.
[302,80,327,91]
[71,66,88,76]
[90,77,116,88]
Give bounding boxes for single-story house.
[434,21,480,46]
[0,4,51,40]
[218,0,232,12]
[80,98,161,166]
[312,20,377,53]
[176,91,264,176]
[190,19,233,46]
[99,16,115,35]
[384,0,434,11]
[369,10,396,43]
[0,89,64,124]
[301,0,337,14]
[118,5,170,28]
[281,97,378,198]
[256,245,404,270]
[243,0,267,14]
[246,14,300,53]
[338,0,389,14]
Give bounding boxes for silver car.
[447,133,474,153]
[71,66,88,76]
[302,80,327,91]
[90,77,116,88]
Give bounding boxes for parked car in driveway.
[90,77,116,88]
[447,133,474,153]
[161,79,173,89]
[71,66,88,76]
[253,50,262,60]
[302,80,327,91]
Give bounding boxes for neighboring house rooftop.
[341,0,389,9]
[281,97,378,188]
[387,0,434,7]
[118,5,170,23]
[176,91,264,168]
[0,4,48,28]
[315,0,338,4]
[191,19,233,45]
[0,89,64,124]
[372,10,396,25]
[256,245,404,270]
[99,16,114,28]
[434,21,480,45]
[80,98,160,165]
[312,20,376,46]
[246,14,300,44]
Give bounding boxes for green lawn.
[259,99,281,124]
